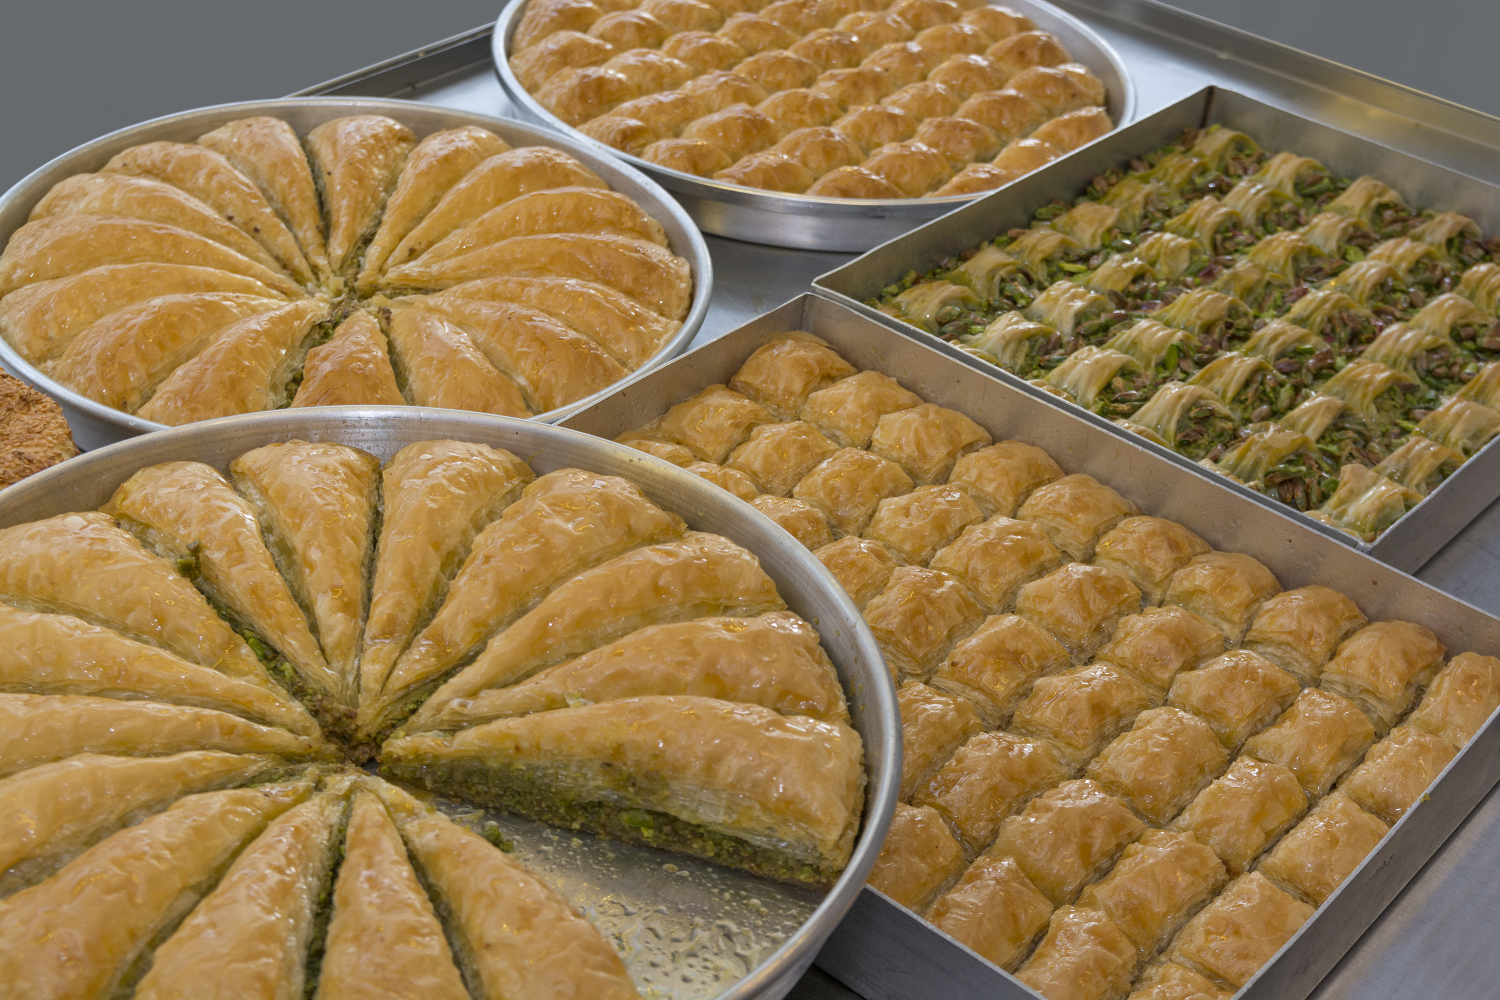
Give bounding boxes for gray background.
[1,0,1497,190]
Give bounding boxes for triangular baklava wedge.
[369,468,684,735]
[101,462,338,702]
[231,441,382,706]
[304,116,416,275]
[383,694,865,888]
[0,693,326,778]
[197,116,333,281]
[0,512,269,683]
[315,790,471,1000]
[356,441,534,722]
[406,532,785,732]
[133,782,352,1000]
[371,779,641,1000]
[0,780,310,998]
[0,750,282,898]
[0,602,318,736]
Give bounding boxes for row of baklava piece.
[513,0,1111,195]
[884,143,1499,536]
[0,762,642,999]
[608,331,1500,998]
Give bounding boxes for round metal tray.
[0,409,899,1000]
[0,98,714,452]
[493,0,1137,251]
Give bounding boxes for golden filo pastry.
[0,782,308,999]
[0,694,321,778]
[433,275,678,369]
[1167,650,1299,751]
[370,780,643,1000]
[1010,662,1156,767]
[954,90,1050,142]
[511,30,617,90]
[642,0,724,34]
[928,516,1063,613]
[537,66,641,125]
[414,188,668,266]
[680,69,772,112]
[0,604,317,736]
[134,298,332,424]
[947,440,1062,515]
[807,166,905,198]
[387,233,694,321]
[1093,516,1212,606]
[662,30,747,73]
[927,854,1055,971]
[1338,725,1457,824]
[790,27,872,69]
[871,402,991,484]
[1016,472,1138,561]
[914,730,1068,854]
[868,801,967,909]
[426,297,628,413]
[382,302,532,416]
[0,751,282,899]
[794,447,916,535]
[196,116,332,280]
[355,441,533,713]
[29,173,292,278]
[590,10,670,51]
[641,135,735,175]
[453,612,845,723]
[613,89,709,134]
[378,469,684,730]
[0,214,303,299]
[1030,106,1113,153]
[866,484,984,565]
[914,116,1003,169]
[750,494,836,548]
[989,778,1145,907]
[1014,563,1143,665]
[1015,906,1138,1000]
[384,147,608,268]
[680,103,786,159]
[897,679,982,800]
[774,125,868,176]
[1128,962,1230,1000]
[1086,707,1229,825]
[800,369,921,449]
[926,53,1008,98]
[512,0,607,51]
[1163,872,1314,990]
[1075,830,1228,960]
[1241,586,1367,684]
[1319,620,1446,732]
[726,420,840,495]
[1162,551,1283,641]
[1093,606,1225,693]
[863,565,985,680]
[837,9,915,46]
[759,90,846,131]
[860,140,955,196]
[316,790,472,1000]
[384,694,864,887]
[729,333,859,417]
[1171,757,1307,877]
[0,511,269,682]
[409,532,784,730]
[833,105,919,152]
[289,310,406,408]
[1407,651,1500,747]
[132,785,350,1000]
[814,67,897,108]
[230,441,381,703]
[715,151,816,191]
[43,291,282,412]
[355,125,511,288]
[736,50,823,90]
[815,536,901,608]
[101,461,338,702]
[636,384,774,462]
[102,141,314,285]
[929,612,1070,728]
[1256,793,1388,905]
[1242,688,1376,801]
[617,433,696,464]
[604,48,699,94]
[0,262,283,365]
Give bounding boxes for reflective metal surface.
[490,0,1137,251]
[0,98,714,451]
[0,409,899,1000]
[562,292,1500,1000]
[814,86,1500,574]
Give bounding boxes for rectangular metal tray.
[560,292,1500,1000]
[813,85,1500,574]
